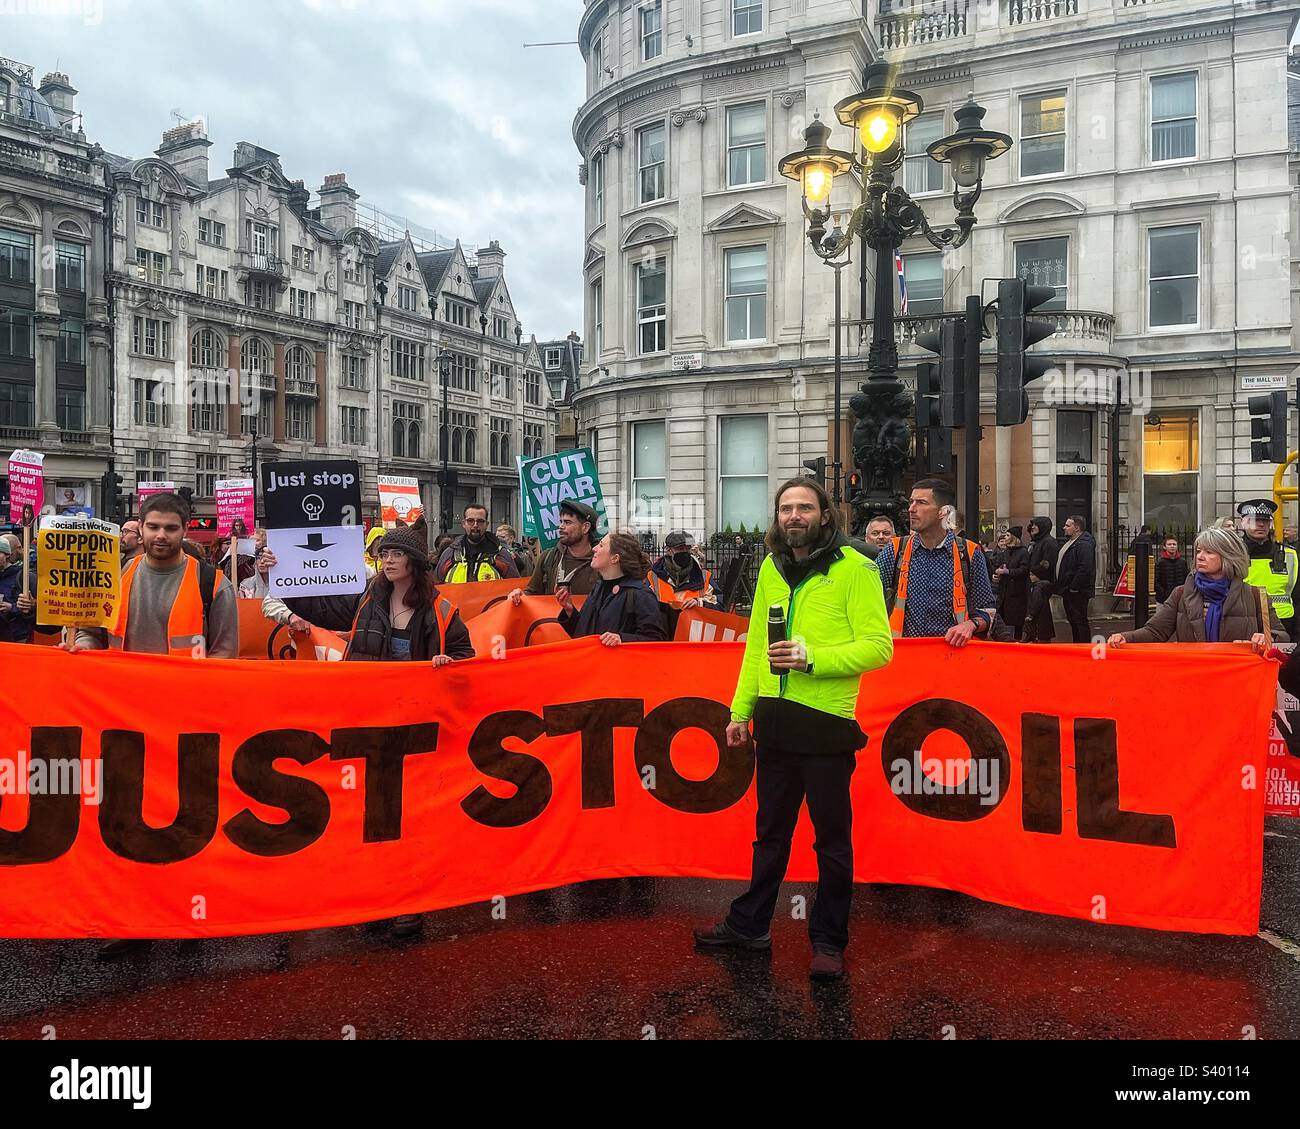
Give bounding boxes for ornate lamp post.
[779,60,1011,531]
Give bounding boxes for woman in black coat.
[994,526,1031,639]
[558,532,668,646]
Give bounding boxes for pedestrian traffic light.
[802,457,827,487]
[100,470,124,523]
[995,278,1058,426]
[177,486,194,516]
[1248,391,1288,464]
[914,362,953,474]
[916,318,966,428]
[846,469,862,500]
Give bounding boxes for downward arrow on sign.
[297,532,335,553]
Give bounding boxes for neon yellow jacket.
[730,535,894,724]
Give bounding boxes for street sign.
[1240,374,1288,392]
[261,460,367,598]
[672,353,703,372]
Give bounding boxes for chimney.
[476,239,506,280]
[157,120,212,186]
[317,172,358,232]
[38,71,77,127]
[288,178,310,214]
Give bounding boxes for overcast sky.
[3,0,586,340]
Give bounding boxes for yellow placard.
[36,515,121,628]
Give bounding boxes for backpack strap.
[197,561,218,624]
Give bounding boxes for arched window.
[286,345,312,382]
[240,337,270,374]
[190,328,220,368]
[452,429,463,464]
[465,430,476,464]
[490,434,499,467]
[500,436,510,466]
[0,79,10,113]
[392,420,405,459]
[409,423,421,460]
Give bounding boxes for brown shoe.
[809,949,844,980]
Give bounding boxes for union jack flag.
[895,251,908,315]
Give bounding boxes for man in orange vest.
[65,492,239,659]
[872,478,996,644]
[648,531,717,609]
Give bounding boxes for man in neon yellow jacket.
[695,477,893,981]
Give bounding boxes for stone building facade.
[0,60,113,517]
[571,0,1298,573]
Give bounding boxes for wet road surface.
[0,818,1296,1040]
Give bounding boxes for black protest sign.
[262,461,361,530]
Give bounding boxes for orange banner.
[674,606,750,643]
[0,640,1275,939]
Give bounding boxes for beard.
[782,521,820,549]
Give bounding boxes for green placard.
[519,447,607,549]
[517,456,540,539]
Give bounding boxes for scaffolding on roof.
[309,195,477,261]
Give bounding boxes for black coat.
[562,576,667,643]
[1154,554,1189,604]
[345,585,475,662]
[1026,517,1060,587]
[995,544,1030,624]
[1056,532,1097,596]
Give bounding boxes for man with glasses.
[434,503,520,584]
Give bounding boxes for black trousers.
[1063,591,1093,643]
[1022,582,1054,643]
[726,745,856,953]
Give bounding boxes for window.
[902,253,943,315]
[0,229,34,283]
[1152,73,1196,162]
[286,346,313,383]
[592,29,605,88]
[343,255,363,284]
[190,328,220,368]
[449,410,478,464]
[638,123,666,204]
[55,241,84,291]
[392,337,426,381]
[1020,90,1066,178]
[189,374,224,433]
[493,316,511,340]
[719,416,768,530]
[249,222,271,255]
[490,361,514,400]
[285,400,314,442]
[135,450,168,479]
[1143,409,1199,528]
[257,394,274,439]
[490,417,512,467]
[57,319,84,364]
[197,455,227,497]
[340,405,367,446]
[135,249,166,285]
[0,310,33,357]
[1056,410,1094,463]
[525,422,545,459]
[292,245,315,271]
[397,285,419,312]
[591,152,605,225]
[444,299,473,328]
[727,103,766,187]
[198,219,226,246]
[631,420,666,525]
[132,316,172,359]
[733,0,762,35]
[1015,238,1068,311]
[240,337,271,375]
[448,352,478,392]
[0,382,34,427]
[904,113,945,195]
[545,347,562,369]
[135,198,165,227]
[641,2,662,61]
[1148,224,1199,328]
[246,278,275,310]
[343,300,364,329]
[56,388,84,431]
[291,288,317,319]
[637,259,667,355]
[393,401,422,459]
[591,278,604,354]
[525,369,542,406]
[724,246,767,343]
[342,355,367,389]
[132,379,171,428]
[197,265,229,300]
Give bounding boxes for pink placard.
[215,479,255,537]
[7,449,43,525]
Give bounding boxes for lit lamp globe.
[927,95,1012,189]
[778,113,854,209]
[835,61,921,159]
[859,108,899,155]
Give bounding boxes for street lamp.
[433,343,455,535]
[779,60,1011,530]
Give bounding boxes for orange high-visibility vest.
[649,568,713,607]
[344,592,458,658]
[109,555,223,658]
[887,535,976,639]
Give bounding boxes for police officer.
[1238,498,1298,641]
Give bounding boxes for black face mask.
[671,550,693,567]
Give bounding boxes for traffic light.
[846,469,862,500]
[995,278,1058,426]
[916,318,966,428]
[1249,391,1288,464]
[802,457,827,488]
[177,486,194,518]
[914,362,953,474]
[100,470,124,523]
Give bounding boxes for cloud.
[4,0,584,338]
